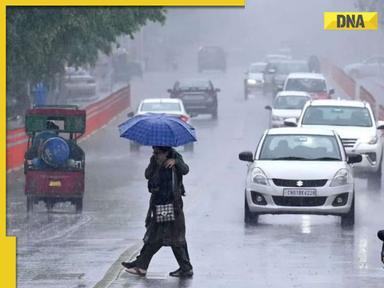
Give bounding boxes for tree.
[355,0,384,27]
[6,7,166,109]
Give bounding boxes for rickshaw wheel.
[75,198,83,213]
[46,200,54,211]
[27,196,34,213]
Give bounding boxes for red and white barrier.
[6,86,131,172]
[321,59,380,119]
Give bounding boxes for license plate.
[49,180,62,187]
[283,188,317,197]
[183,95,206,101]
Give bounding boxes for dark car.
[271,60,310,94]
[197,46,226,73]
[167,79,220,119]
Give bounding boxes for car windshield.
[285,78,326,93]
[179,80,210,90]
[276,62,309,74]
[273,96,310,110]
[302,106,373,127]
[249,64,266,73]
[140,102,181,112]
[259,134,341,161]
[266,55,288,62]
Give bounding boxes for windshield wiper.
[311,157,340,161]
[272,156,309,160]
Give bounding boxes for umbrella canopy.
[118,113,197,147]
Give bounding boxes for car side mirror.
[347,154,362,164]
[238,151,254,162]
[377,120,384,129]
[329,88,335,95]
[265,105,272,111]
[284,118,297,127]
[378,230,384,241]
[127,111,134,117]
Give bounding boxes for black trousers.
[135,242,193,271]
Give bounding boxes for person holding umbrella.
[118,114,196,277]
[378,230,384,264]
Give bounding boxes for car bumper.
[184,103,217,114]
[271,119,285,128]
[245,182,353,216]
[345,144,382,174]
[245,82,264,90]
[64,84,96,96]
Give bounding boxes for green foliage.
[6,7,166,100]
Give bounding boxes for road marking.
[92,241,142,288]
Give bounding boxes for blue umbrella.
[118,113,197,147]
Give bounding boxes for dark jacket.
[143,149,189,246]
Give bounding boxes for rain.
[5,1,384,288]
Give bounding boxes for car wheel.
[244,87,249,100]
[244,196,259,224]
[184,143,194,152]
[130,142,140,152]
[367,158,382,191]
[212,109,218,120]
[341,195,355,227]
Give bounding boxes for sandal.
[125,267,147,276]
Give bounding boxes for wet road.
[6,64,384,288]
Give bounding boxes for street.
[6,64,384,288]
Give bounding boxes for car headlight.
[272,115,284,121]
[330,168,351,187]
[251,167,269,185]
[360,135,378,145]
[247,79,257,85]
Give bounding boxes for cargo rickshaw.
[24,105,86,213]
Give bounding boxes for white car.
[264,54,291,63]
[283,73,334,100]
[344,56,384,79]
[244,62,267,100]
[239,127,362,226]
[63,67,97,104]
[288,99,384,189]
[265,91,311,127]
[128,98,193,151]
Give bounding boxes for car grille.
[272,179,328,187]
[272,196,326,207]
[341,138,357,148]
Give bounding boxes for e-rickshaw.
[24,105,86,213]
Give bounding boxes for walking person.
[122,146,193,277]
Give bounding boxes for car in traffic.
[263,55,291,94]
[344,55,384,79]
[286,99,384,189]
[265,91,311,127]
[167,78,220,119]
[197,46,226,72]
[283,73,334,99]
[271,60,310,94]
[63,67,97,104]
[239,127,361,226]
[244,62,267,100]
[127,98,193,151]
[264,54,291,63]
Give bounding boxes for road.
[6,63,384,288]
